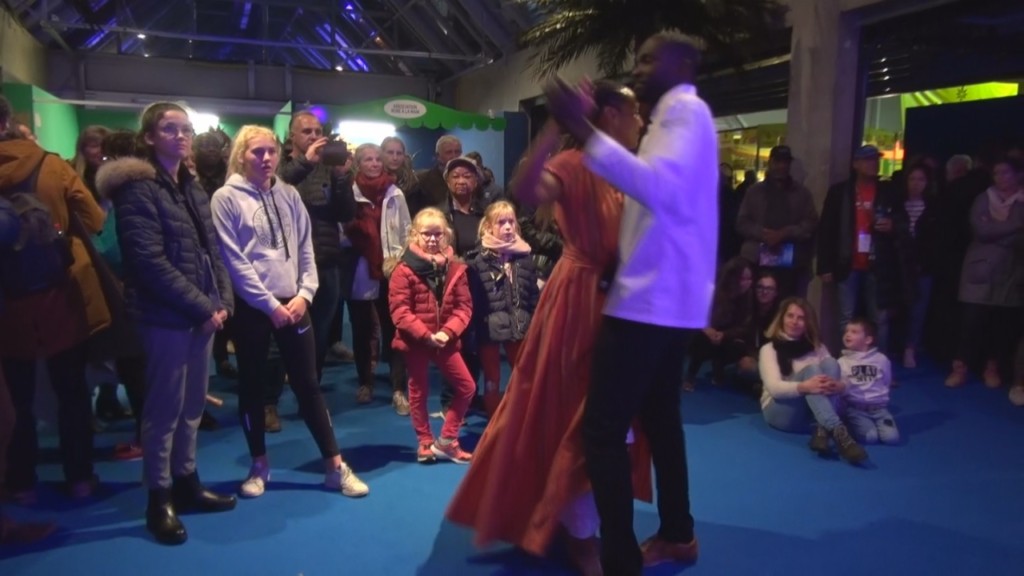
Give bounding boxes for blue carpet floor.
[1,355,1022,575]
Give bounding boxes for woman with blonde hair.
[758,297,866,462]
[211,125,368,500]
[388,207,475,463]
[345,142,411,413]
[465,200,539,415]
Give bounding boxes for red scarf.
[344,172,396,280]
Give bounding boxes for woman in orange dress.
[446,80,649,574]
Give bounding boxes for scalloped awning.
[334,95,506,131]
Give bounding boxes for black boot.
[171,472,237,514]
[146,489,187,545]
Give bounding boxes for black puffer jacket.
[279,155,356,267]
[518,214,563,280]
[466,249,540,343]
[109,157,233,329]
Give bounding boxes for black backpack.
[0,153,74,298]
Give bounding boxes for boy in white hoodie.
[839,318,899,444]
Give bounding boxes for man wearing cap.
[817,145,910,351]
[409,135,463,218]
[736,145,819,298]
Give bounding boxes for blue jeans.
[907,276,932,351]
[763,358,843,432]
[844,405,899,444]
[839,270,889,353]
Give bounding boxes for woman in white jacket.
[758,297,867,463]
[211,125,368,498]
[344,143,411,413]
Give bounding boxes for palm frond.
[517,0,788,79]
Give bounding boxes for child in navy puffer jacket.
[466,201,540,416]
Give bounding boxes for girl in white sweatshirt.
[211,125,368,499]
[758,297,867,464]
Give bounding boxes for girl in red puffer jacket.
[389,207,475,464]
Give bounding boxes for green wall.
[32,86,79,159]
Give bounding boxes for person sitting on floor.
[758,297,868,464]
[838,317,899,445]
[682,256,757,391]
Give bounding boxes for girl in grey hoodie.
[211,125,368,499]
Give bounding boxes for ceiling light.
[143,53,150,58]
[137,33,146,39]
[883,75,890,81]
[191,112,220,133]
[335,65,344,71]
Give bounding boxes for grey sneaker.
[325,463,369,498]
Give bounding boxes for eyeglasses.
[755,285,777,292]
[158,124,196,138]
[419,231,444,239]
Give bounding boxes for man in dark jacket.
[817,145,910,353]
[736,145,818,298]
[279,111,357,391]
[409,135,462,217]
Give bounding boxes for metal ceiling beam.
[48,21,488,61]
[379,0,463,73]
[453,0,513,52]
[198,0,390,18]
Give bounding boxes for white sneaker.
[1009,385,1024,407]
[325,463,369,498]
[239,463,270,498]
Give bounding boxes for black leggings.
[233,297,339,459]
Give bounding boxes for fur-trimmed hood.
[95,157,157,200]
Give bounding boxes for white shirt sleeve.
[583,95,702,216]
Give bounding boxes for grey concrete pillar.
[785,0,865,351]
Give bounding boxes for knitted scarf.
[403,243,452,302]
[344,172,395,280]
[480,232,532,256]
[771,338,815,377]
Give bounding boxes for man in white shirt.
[545,32,718,575]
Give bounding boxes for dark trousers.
[3,344,93,492]
[956,303,1024,377]
[211,317,234,366]
[0,364,14,493]
[686,332,750,381]
[583,317,694,576]
[350,284,405,392]
[115,354,147,439]
[233,297,339,459]
[310,263,342,382]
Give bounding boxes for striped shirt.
[905,198,926,237]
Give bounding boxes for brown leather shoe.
[565,535,603,576]
[0,516,57,545]
[640,535,699,567]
